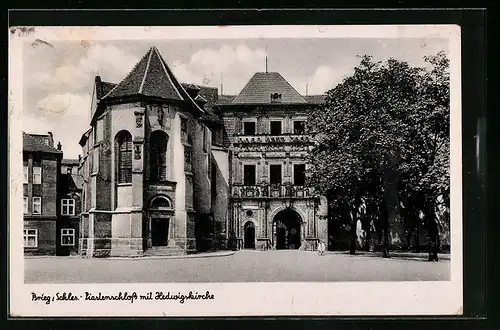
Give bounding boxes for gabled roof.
[231,72,307,104]
[304,95,326,104]
[217,95,236,105]
[101,47,203,116]
[95,77,116,100]
[62,158,80,165]
[23,132,62,154]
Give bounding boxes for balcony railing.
[234,134,312,145]
[232,184,314,198]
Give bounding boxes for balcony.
[234,134,312,145]
[232,184,314,199]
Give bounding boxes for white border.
[9,25,462,317]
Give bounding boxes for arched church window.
[150,130,168,182]
[116,131,132,183]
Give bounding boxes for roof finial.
[220,72,224,96]
[265,43,268,73]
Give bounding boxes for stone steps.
[143,246,186,256]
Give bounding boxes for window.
[243,121,256,135]
[61,199,75,216]
[92,148,99,173]
[294,121,306,134]
[23,197,28,214]
[293,164,306,186]
[270,164,282,185]
[116,131,132,184]
[33,166,41,184]
[61,228,75,246]
[23,165,28,183]
[270,121,282,135]
[243,165,256,186]
[181,118,188,133]
[150,131,169,182]
[95,119,103,142]
[203,127,208,152]
[32,197,41,215]
[23,229,38,248]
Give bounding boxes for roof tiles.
[231,72,307,104]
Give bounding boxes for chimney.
[47,131,54,147]
[57,142,62,150]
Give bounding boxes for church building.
[78,47,229,257]
[77,46,327,257]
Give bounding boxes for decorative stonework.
[134,144,141,160]
[134,110,145,128]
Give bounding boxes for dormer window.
[270,93,282,103]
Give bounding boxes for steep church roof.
[101,47,203,115]
[231,72,307,104]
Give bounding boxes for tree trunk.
[426,201,439,261]
[363,219,371,251]
[349,216,357,255]
[380,202,390,258]
[415,220,420,253]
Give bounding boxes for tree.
[307,52,450,261]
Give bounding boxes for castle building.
[216,72,328,251]
[78,47,229,257]
[77,46,327,257]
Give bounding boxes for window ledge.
[117,183,132,187]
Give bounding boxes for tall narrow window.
[243,165,256,186]
[23,197,28,214]
[150,131,168,182]
[33,166,41,184]
[243,122,256,135]
[270,164,282,185]
[33,197,41,215]
[293,121,306,134]
[270,121,282,135]
[116,131,132,184]
[23,165,28,183]
[293,164,306,186]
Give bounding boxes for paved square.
[25,250,450,283]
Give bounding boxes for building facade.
[58,158,83,256]
[78,47,229,257]
[77,46,328,257]
[23,132,64,255]
[216,72,328,251]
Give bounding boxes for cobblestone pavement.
[24,250,450,283]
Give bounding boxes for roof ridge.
[154,47,204,115]
[101,48,152,99]
[275,72,307,103]
[153,47,183,100]
[138,47,154,94]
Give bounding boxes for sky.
[22,37,448,159]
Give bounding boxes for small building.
[58,159,84,256]
[23,132,63,255]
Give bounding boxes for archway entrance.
[244,222,256,249]
[151,217,169,246]
[146,196,174,249]
[273,209,302,249]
